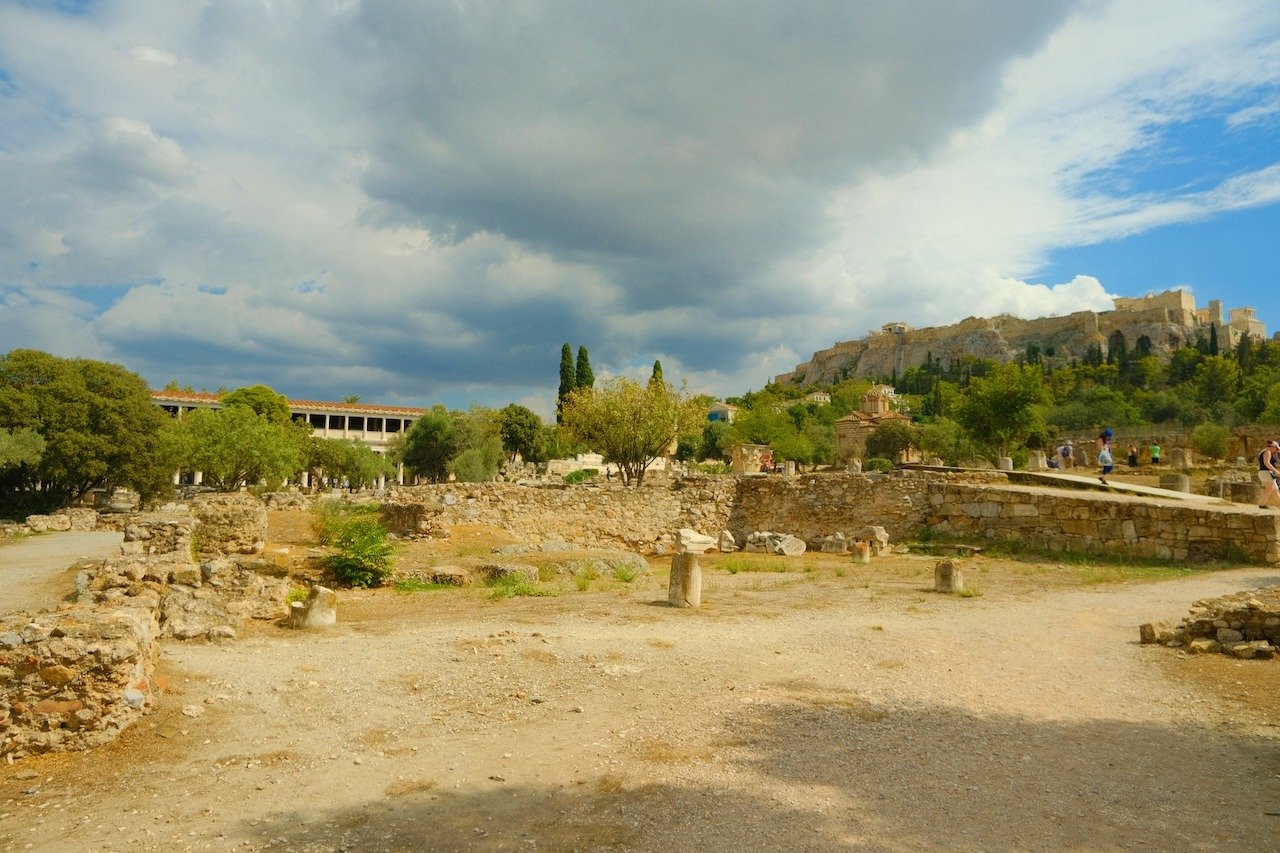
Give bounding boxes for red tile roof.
[151,391,427,417]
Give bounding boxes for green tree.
[865,420,921,462]
[306,438,392,489]
[162,405,305,491]
[952,363,1049,458]
[557,343,575,424]
[1192,355,1240,411]
[0,427,45,470]
[575,346,594,390]
[221,384,292,423]
[0,349,172,512]
[561,376,702,486]
[497,404,544,462]
[448,406,504,482]
[649,360,663,388]
[397,405,461,483]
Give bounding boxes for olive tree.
[561,376,702,486]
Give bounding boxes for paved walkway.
[0,530,122,616]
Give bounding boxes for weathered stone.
[774,534,807,556]
[286,586,338,629]
[170,566,203,587]
[479,563,538,584]
[668,553,701,609]
[1187,638,1221,654]
[718,530,737,553]
[38,665,77,685]
[819,533,849,554]
[1216,628,1244,644]
[1139,621,1172,644]
[674,528,717,554]
[852,526,891,557]
[429,567,470,586]
[934,560,964,593]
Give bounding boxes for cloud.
[0,1,1277,412]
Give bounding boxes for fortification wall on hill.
[778,289,1262,387]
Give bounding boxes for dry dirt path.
[0,532,122,617]
[1,560,1278,851]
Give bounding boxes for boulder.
[819,533,849,554]
[479,563,539,584]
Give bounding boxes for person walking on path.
[1098,443,1115,485]
[1258,440,1280,509]
[1149,441,1161,465]
[1127,444,1139,467]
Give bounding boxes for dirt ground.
[2,511,1279,852]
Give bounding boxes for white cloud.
[0,1,1277,410]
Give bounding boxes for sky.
[1,0,1278,419]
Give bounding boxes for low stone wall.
[926,482,1280,563]
[0,605,159,759]
[728,471,992,544]
[380,478,736,553]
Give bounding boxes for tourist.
[1063,439,1075,469]
[1127,444,1139,467]
[1149,441,1161,465]
[1259,440,1280,509]
[1096,427,1113,452]
[1098,443,1114,485]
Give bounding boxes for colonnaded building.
[152,390,426,487]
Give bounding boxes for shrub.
[564,469,598,485]
[325,516,397,588]
[863,458,894,472]
[1189,422,1230,460]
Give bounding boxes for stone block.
[668,553,701,609]
[675,528,717,554]
[718,530,737,553]
[934,560,963,593]
[287,586,338,629]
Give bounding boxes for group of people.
[1050,434,1162,485]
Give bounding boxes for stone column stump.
[287,586,338,629]
[934,560,964,593]
[854,540,871,565]
[1159,473,1191,493]
[668,553,702,609]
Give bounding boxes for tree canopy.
[561,376,702,486]
[161,404,305,491]
[0,349,172,512]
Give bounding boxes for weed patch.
[487,573,558,600]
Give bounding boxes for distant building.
[152,390,427,487]
[707,402,738,423]
[800,391,832,406]
[834,385,912,462]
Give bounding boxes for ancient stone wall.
[191,493,268,556]
[0,605,160,759]
[379,478,736,553]
[925,482,1279,563]
[1,512,286,760]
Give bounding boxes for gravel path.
[1,561,1278,851]
[0,532,122,617]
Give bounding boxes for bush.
[563,469,598,485]
[863,458,894,472]
[324,515,397,588]
[1189,422,1230,460]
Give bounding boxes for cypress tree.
[575,346,594,390]
[649,359,663,389]
[1209,323,1219,356]
[557,343,575,424]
